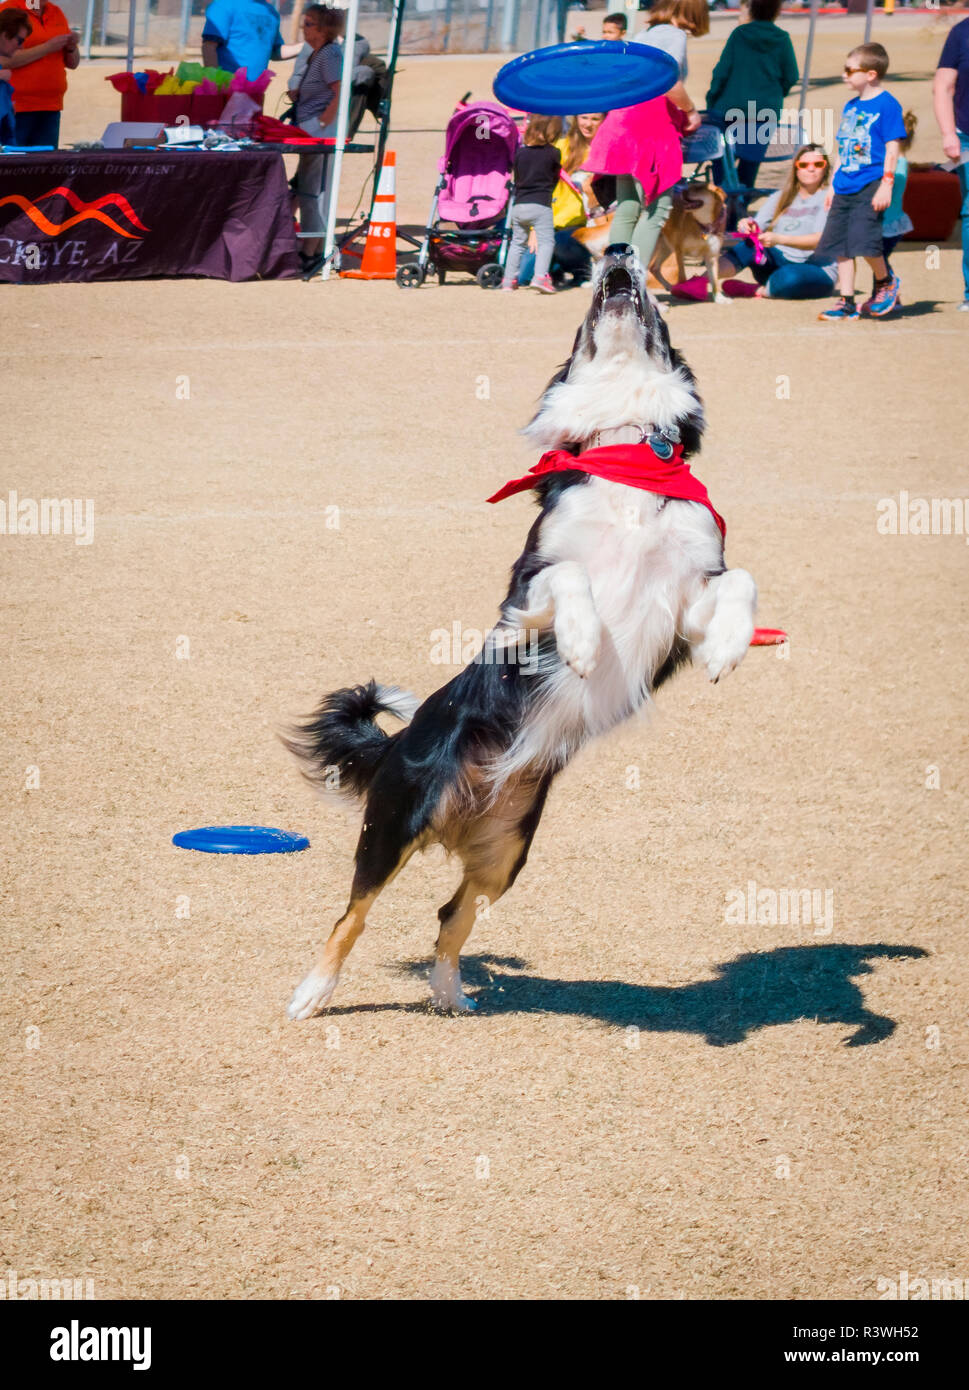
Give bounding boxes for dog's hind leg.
[287,885,382,1021]
[429,878,490,1013]
[288,805,425,1020]
[505,560,600,678]
[685,568,758,684]
[649,235,674,293]
[430,776,552,1012]
[704,236,728,304]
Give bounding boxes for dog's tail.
[281,681,419,801]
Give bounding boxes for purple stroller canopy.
[437,101,521,229]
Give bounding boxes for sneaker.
[959,299,969,313]
[818,297,860,321]
[861,271,900,317]
[532,275,556,294]
[722,278,760,299]
[500,279,518,292]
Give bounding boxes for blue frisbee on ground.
[172,825,310,854]
[493,40,679,116]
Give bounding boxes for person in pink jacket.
[585,0,703,267]
[584,94,692,267]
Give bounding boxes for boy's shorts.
[816,180,885,260]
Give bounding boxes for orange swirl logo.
[0,186,148,238]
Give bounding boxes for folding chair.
[718,122,805,221]
[679,123,727,183]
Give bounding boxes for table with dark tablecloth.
[0,149,300,284]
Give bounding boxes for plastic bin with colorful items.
[107,63,272,131]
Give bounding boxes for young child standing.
[816,42,908,320]
[881,109,917,273]
[502,115,562,295]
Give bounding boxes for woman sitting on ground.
[718,143,837,300]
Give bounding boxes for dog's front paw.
[555,608,601,678]
[287,968,338,1020]
[697,613,754,683]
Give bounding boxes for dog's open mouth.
[601,264,634,300]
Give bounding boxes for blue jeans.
[14,110,60,148]
[518,228,592,285]
[959,130,969,300]
[727,239,834,300]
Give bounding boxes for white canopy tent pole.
[82,0,95,61]
[179,0,193,56]
[799,0,820,117]
[863,0,875,45]
[321,0,361,280]
[126,0,138,72]
[384,0,404,77]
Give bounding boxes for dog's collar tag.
[595,422,681,457]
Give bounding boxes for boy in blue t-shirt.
[816,42,907,320]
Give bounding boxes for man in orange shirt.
[0,0,78,147]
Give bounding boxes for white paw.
[287,969,339,1021]
[433,991,478,1014]
[714,293,730,305]
[429,960,478,1013]
[555,608,601,678]
[697,608,754,682]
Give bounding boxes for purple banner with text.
[0,150,300,284]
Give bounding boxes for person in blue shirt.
[934,15,969,310]
[815,42,907,321]
[201,0,285,80]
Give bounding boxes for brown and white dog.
[573,182,730,303]
[284,245,757,1019]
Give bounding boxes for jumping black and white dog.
[284,245,757,1019]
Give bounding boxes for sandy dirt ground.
[3,16,968,1301]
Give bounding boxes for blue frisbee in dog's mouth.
[172,825,310,854]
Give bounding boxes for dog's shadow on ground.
[324,943,926,1046]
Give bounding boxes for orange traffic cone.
[341,150,398,280]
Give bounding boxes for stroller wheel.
[396,264,424,289]
[476,263,503,290]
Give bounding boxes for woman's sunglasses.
[796,159,827,169]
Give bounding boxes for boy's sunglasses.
[843,66,870,76]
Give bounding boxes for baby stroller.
[397,100,520,289]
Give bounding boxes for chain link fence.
[65,0,577,60]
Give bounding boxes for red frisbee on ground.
[750,628,788,646]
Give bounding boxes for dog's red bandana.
[487,443,726,539]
